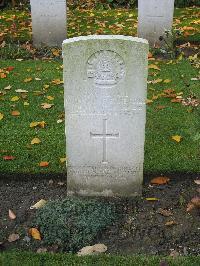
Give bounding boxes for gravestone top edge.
[62,35,149,45]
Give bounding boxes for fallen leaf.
[41,103,54,109]
[30,121,46,128]
[0,113,4,120]
[4,85,12,90]
[3,156,15,160]
[9,209,16,220]
[157,208,172,217]
[194,180,200,185]
[163,79,171,83]
[24,77,32,83]
[148,64,161,71]
[77,244,107,256]
[11,96,19,102]
[46,96,54,101]
[8,233,20,242]
[51,79,63,85]
[150,176,170,185]
[30,199,47,209]
[186,196,200,212]
[145,197,159,201]
[39,161,49,167]
[156,105,166,110]
[15,89,28,93]
[171,135,182,143]
[165,220,177,226]
[169,250,179,257]
[24,102,29,106]
[29,228,41,240]
[6,66,14,71]
[31,138,41,145]
[60,157,66,163]
[35,78,41,81]
[16,59,23,61]
[11,110,20,116]
[146,99,153,104]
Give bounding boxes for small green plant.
[34,197,117,252]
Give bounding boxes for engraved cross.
[90,119,119,164]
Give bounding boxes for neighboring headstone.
[63,35,149,197]
[30,0,67,47]
[138,0,175,47]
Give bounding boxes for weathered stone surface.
[138,0,175,46]
[63,35,149,197]
[30,0,66,47]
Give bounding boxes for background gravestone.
[63,35,149,197]
[138,0,175,47]
[30,0,67,47]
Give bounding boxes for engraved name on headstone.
[63,35,149,197]
[138,0,175,46]
[30,0,67,47]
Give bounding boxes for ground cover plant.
[0,2,200,262]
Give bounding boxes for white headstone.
[63,35,149,197]
[138,0,175,46]
[30,0,67,47]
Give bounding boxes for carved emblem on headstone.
[87,50,125,87]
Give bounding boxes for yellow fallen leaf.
[31,137,41,145]
[51,79,63,85]
[11,96,19,102]
[146,99,153,104]
[46,96,54,101]
[148,64,161,71]
[9,209,16,220]
[171,135,182,143]
[30,199,47,209]
[60,157,66,163]
[146,198,159,201]
[163,79,171,83]
[30,121,46,128]
[52,49,60,56]
[24,102,29,106]
[24,77,32,83]
[11,110,20,116]
[29,228,41,240]
[43,84,50,89]
[0,113,4,120]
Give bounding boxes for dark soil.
[0,174,199,256]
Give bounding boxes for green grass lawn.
[0,57,199,175]
[1,251,200,266]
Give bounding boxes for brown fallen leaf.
[9,209,16,220]
[3,156,15,160]
[157,208,173,217]
[186,196,200,212]
[165,220,177,226]
[29,228,41,240]
[39,161,49,167]
[8,233,20,242]
[150,176,170,185]
[11,110,20,116]
[77,244,107,256]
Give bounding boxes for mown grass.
[1,251,200,266]
[0,58,199,175]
